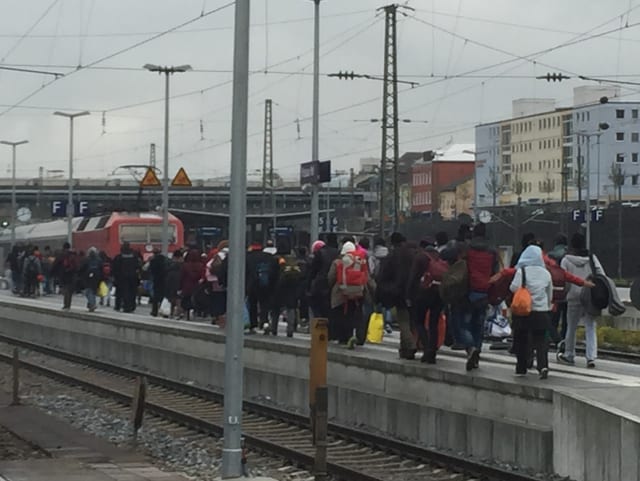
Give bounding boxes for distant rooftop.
[433,143,475,162]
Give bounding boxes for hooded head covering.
[340,241,356,255]
[516,245,544,268]
[311,240,325,253]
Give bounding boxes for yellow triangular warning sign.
[140,167,161,187]
[171,167,192,187]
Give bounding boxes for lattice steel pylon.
[262,99,275,236]
[378,4,401,237]
[262,99,273,215]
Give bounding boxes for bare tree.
[609,163,626,201]
[540,174,554,200]
[484,166,505,207]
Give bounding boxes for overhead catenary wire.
[0,1,236,118]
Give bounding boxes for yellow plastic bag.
[366,312,384,344]
[97,281,108,298]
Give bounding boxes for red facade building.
[411,144,475,214]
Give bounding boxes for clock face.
[478,210,491,224]
[16,207,31,223]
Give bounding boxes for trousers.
[564,302,598,361]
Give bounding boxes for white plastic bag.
[485,312,512,338]
[159,298,172,317]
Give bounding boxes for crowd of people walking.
[5,224,624,380]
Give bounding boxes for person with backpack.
[205,240,229,327]
[460,223,499,371]
[407,242,448,363]
[179,249,203,321]
[308,234,339,322]
[327,241,373,347]
[98,251,112,307]
[548,234,569,343]
[559,233,606,368]
[368,237,393,334]
[79,247,102,312]
[376,232,417,360]
[112,242,141,313]
[245,241,280,334]
[509,245,553,379]
[21,246,42,298]
[52,242,77,310]
[148,249,167,317]
[275,239,301,337]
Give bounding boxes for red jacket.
[499,255,585,287]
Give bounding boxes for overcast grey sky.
[1,0,640,181]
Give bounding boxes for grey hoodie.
[561,254,605,303]
[368,245,388,278]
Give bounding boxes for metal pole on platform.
[143,64,191,255]
[0,140,28,247]
[221,0,250,478]
[53,111,90,247]
[309,0,321,245]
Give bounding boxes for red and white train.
[0,212,184,260]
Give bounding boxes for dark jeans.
[62,284,73,309]
[120,277,137,312]
[330,301,362,344]
[513,326,549,373]
[460,293,487,351]
[551,302,568,343]
[248,290,271,330]
[412,297,444,355]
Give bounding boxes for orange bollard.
[309,318,328,443]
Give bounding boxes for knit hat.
[311,240,325,253]
[340,241,356,255]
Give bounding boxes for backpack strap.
[589,253,597,276]
[521,266,526,287]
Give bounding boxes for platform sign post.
[314,385,328,481]
[309,318,328,444]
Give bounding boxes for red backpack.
[420,251,449,289]
[336,253,368,300]
[546,261,566,303]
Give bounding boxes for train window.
[119,224,177,244]
[148,225,176,244]
[120,225,147,243]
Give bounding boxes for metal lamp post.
[576,122,609,251]
[221,0,250,477]
[143,64,192,255]
[309,0,322,245]
[54,111,90,246]
[0,140,28,247]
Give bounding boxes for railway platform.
[0,291,638,481]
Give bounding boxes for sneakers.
[539,368,549,380]
[515,371,527,377]
[587,360,596,369]
[347,336,357,350]
[384,325,393,334]
[557,353,575,365]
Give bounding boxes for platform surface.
[1,290,639,418]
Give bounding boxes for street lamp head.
[172,65,192,73]
[54,111,90,118]
[0,140,28,146]
[598,122,610,131]
[143,64,161,72]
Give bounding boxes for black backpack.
[25,256,38,278]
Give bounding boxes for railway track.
[0,335,543,481]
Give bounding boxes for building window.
[617,153,625,163]
[633,109,639,119]
[587,112,590,121]
[617,132,625,142]
[633,133,639,143]
[633,153,639,163]
[633,175,639,186]
[617,109,625,119]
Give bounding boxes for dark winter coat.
[376,243,415,309]
[245,250,280,294]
